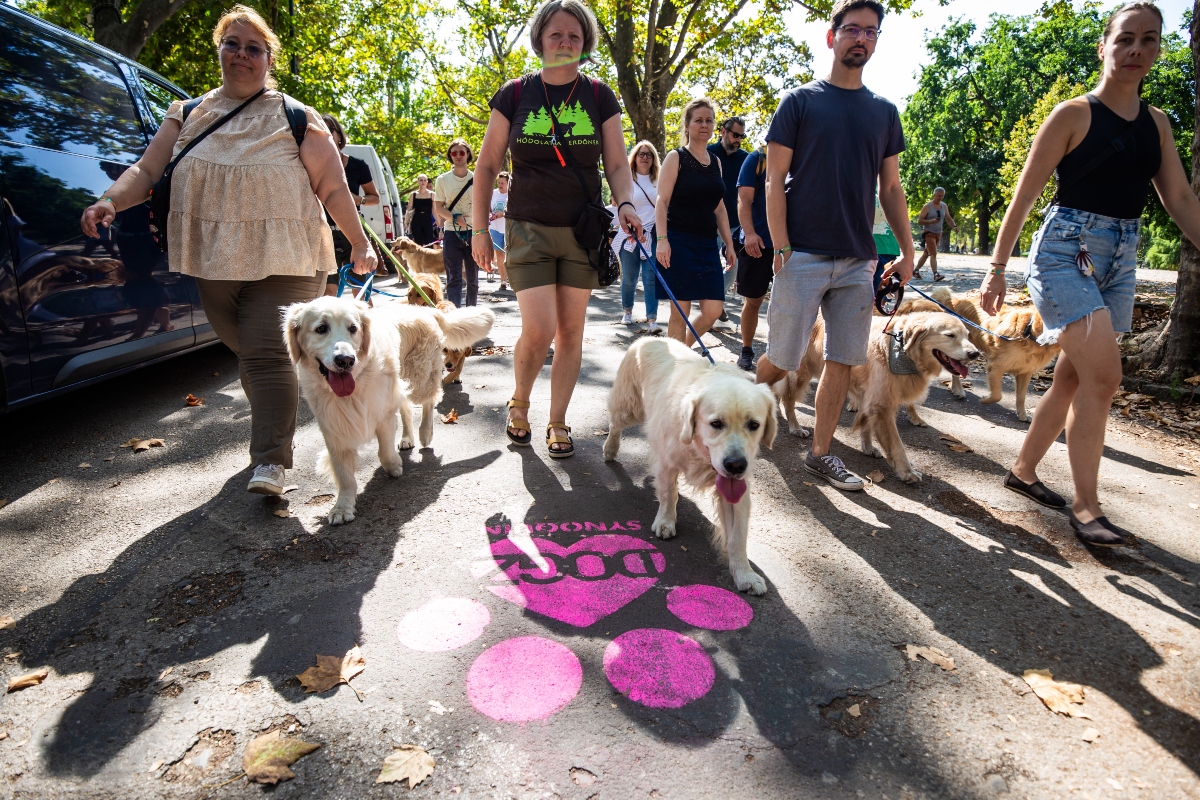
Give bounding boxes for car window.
[0,22,146,161]
[139,74,185,124]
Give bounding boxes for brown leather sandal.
[505,398,531,446]
[546,422,574,459]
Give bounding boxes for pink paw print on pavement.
[395,520,754,722]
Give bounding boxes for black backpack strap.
[181,96,204,122]
[170,88,266,172]
[280,94,308,148]
[447,178,474,214]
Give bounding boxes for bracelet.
[473,230,489,236]
[656,234,667,241]
[99,196,115,205]
[617,201,634,213]
[774,247,792,256]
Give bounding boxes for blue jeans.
[619,239,658,319]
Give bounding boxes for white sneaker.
[621,312,633,325]
[646,321,661,334]
[487,272,495,283]
[247,464,285,495]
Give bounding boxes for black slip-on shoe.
[1004,470,1067,509]
[1070,511,1125,547]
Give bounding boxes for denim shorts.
[490,229,505,251]
[1026,205,1139,343]
[766,250,874,368]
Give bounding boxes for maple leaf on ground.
[905,644,955,671]
[243,730,320,784]
[7,667,49,693]
[440,409,458,424]
[376,745,435,788]
[184,393,205,406]
[120,438,164,453]
[296,646,365,701]
[1023,668,1089,718]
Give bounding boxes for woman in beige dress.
[80,4,375,495]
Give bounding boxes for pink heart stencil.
[488,534,665,627]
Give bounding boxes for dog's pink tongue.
[715,474,747,504]
[327,370,355,397]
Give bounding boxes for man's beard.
[840,48,869,68]
[723,138,740,153]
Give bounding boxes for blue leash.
[905,284,1025,342]
[631,235,715,365]
[336,264,407,302]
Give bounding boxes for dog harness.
[886,330,921,376]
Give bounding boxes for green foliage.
[1142,217,1182,269]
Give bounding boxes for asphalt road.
[1,257,1197,799]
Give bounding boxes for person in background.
[734,141,770,370]
[434,139,484,307]
[80,4,375,496]
[321,113,379,296]
[980,1,1200,546]
[471,0,642,458]
[406,174,437,245]
[615,141,660,333]
[913,186,956,281]
[872,189,901,290]
[656,97,737,345]
[489,171,510,291]
[708,116,748,322]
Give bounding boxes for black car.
[0,4,218,413]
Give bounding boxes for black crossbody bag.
[149,88,270,253]
[541,79,620,287]
[445,177,474,243]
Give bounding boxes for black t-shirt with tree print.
[489,73,622,228]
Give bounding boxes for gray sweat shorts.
[765,250,875,369]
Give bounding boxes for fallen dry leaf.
[157,666,173,681]
[1082,727,1100,743]
[272,508,290,518]
[946,443,974,453]
[78,462,90,469]
[7,667,49,693]
[429,700,449,715]
[377,744,435,788]
[938,432,962,444]
[867,470,885,483]
[0,616,14,631]
[296,645,365,701]
[0,731,7,741]
[0,499,6,509]
[906,644,955,671]
[847,703,862,718]
[1023,668,1089,718]
[184,393,205,406]
[440,409,458,424]
[243,730,320,784]
[1184,374,1200,387]
[120,438,164,453]
[593,430,608,436]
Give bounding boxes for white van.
[343,143,397,244]
[379,155,403,233]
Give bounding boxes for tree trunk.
[977,195,992,255]
[1155,2,1200,381]
[90,0,195,59]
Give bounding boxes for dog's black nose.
[333,354,356,370]
[967,349,981,360]
[723,456,748,476]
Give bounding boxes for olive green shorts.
[505,219,599,293]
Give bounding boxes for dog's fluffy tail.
[436,307,496,351]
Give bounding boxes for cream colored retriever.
[902,287,1060,422]
[284,296,494,524]
[392,237,445,275]
[850,312,979,482]
[604,338,777,595]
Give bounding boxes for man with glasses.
[709,117,749,319]
[757,0,914,491]
[434,139,484,307]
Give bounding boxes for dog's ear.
[282,303,306,365]
[356,303,372,358]
[757,384,778,450]
[902,319,929,357]
[679,390,700,445]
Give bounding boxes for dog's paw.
[603,440,619,461]
[399,437,415,451]
[382,461,403,478]
[862,444,882,458]
[652,519,677,540]
[733,568,767,596]
[980,395,1001,405]
[1017,410,1031,423]
[899,469,923,484]
[908,416,929,428]
[789,425,813,438]
[328,504,357,525]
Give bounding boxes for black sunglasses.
[725,129,745,139]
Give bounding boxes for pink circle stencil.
[397,597,490,652]
[666,585,753,630]
[603,629,715,708]
[467,637,582,722]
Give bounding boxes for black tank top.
[667,147,725,237]
[1054,94,1161,220]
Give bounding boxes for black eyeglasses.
[636,152,654,158]
[834,24,880,40]
[220,39,268,59]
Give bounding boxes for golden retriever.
[404,274,472,385]
[604,337,777,595]
[392,236,445,275]
[284,296,494,524]
[903,287,1060,422]
[849,312,979,482]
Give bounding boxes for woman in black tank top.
[980,2,1200,546]
[654,98,738,344]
